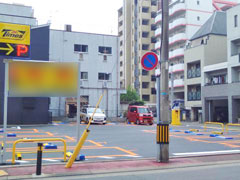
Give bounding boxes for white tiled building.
[49,28,122,117]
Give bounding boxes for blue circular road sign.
[141,52,158,71]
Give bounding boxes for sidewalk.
[1,153,240,179]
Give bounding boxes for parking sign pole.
[76,62,81,142]
[1,60,9,164]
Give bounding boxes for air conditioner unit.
[102,81,107,88]
[103,55,107,61]
[79,53,83,60]
[80,80,84,87]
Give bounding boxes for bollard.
[36,143,43,176]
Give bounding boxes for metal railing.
[226,123,240,132]
[12,138,67,164]
[204,122,224,134]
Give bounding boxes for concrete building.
[154,0,239,102]
[49,28,121,118]
[184,11,227,122]
[118,0,158,105]
[202,4,240,123]
[0,2,37,26]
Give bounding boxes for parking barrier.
[12,138,67,164]
[226,123,240,132]
[204,122,224,134]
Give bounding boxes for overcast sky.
[2,0,123,35]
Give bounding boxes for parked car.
[126,105,154,125]
[80,106,107,125]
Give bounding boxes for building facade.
[201,4,240,123]
[0,3,50,124]
[118,0,158,105]
[184,11,227,122]
[49,28,121,118]
[154,0,239,103]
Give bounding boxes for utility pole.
[156,0,169,163]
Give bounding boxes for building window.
[120,61,123,66]
[120,71,123,77]
[142,19,149,25]
[197,0,200,5]
[151,24,157,31]
[142,44,149,50]
[142,7,149,13]
[98,46,112,54]
[151,88,156,95]
[98,73,111,80]
[151,0,157,6]
[142,69,149,76]
[151,12,157,18]
[74,44,88,52]
[187,85,201,101]
[206,74,227,85]
[187,62,201,79]
[142,95,150,101]
[142,82,149,89]
[120,51,123,56]
[234,15,238,27]
[197,16,200,21]
[120,40,123,46]
[151,75,156,81]
[81,72,88,80]
[142,31,149,38]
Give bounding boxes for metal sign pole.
[76,62,81,142]
[1,60,9,164]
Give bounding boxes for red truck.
[126,105,154,125]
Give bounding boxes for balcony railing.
[155,13,162,24]
[187,68,201,79]
[188,91,201,101]
[169,33,187,45]
[155,41,161,50]
[169,48,184,60]
[169,18,186,30]
[169,3,186,16]
[155,28,162,37]
[172,63,184,73]
[169,78,184,88]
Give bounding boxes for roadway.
[1,120,240,165]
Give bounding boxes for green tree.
[120,86,144,105]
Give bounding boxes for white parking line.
[173,150,240,157]
[15,160,29,163]
[43,159,60,162]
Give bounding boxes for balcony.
[155,41,161,50]
[169,48,184,60]
[155,28,161,37]
[169,3,186,17]
[169,18,186,31]
[169,78,184,88]
[155,13,162,24]
[169,33,187,46]
[170,63,184,73]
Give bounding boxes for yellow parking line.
[65,136,75,141]
[0,170,8,176]
[114,147,137,156]
[87,140,103,147]
[46,132,54,136]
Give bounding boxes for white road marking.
[15,160,29,163]
[173,150,240,157]
[43,159,60,162]
[97,156,115,159]
[125,155,142,158]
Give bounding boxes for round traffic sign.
[141,52,158,71]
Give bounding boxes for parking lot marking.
[65,136,75,141]
[87,140,103,147]
[46,132,54,136]
[0,170,8,176]
[173,150,240,157]
[114,147,138,156]
[33,129,39,133]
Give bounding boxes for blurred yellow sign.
[9,61,78,97]
[0,22,30,45]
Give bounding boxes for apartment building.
[49,27,122,117]
[202,4,240,123]
[118,0,158,104]
[184,11,227,122]
[154,0,239,102]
